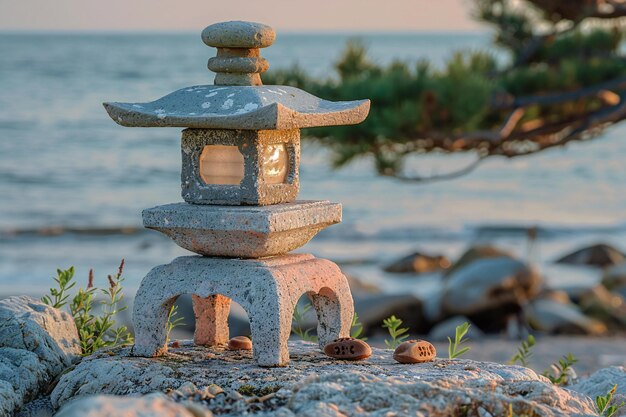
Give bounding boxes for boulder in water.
[383,251,450,274]
[441,257,542,328]
[555,243,625,268]
[525,299,607,335]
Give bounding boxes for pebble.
[228,336,252,351]
[393,339,437,364]
[323,337,372,360]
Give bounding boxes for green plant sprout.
[41,267,76,309]
[382,315,409,349]
[509,334,535,367]
[448,322,471,359]
[291,301,317,343]
[596,385,625,417]
[543,352,578,385]
[166,304,185,344]
[42,261,133,355]
[350,312,367,341]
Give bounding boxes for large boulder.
[51,340,597,416]
[441,257,542,330]
[570,366,626,416]
[603,263,626,291]
[383,251,450,274]
[0,296,80,416]
[525,299,608,335]
[353,294,427,335]
[555,243,626,268]
[578,285,626,330]
[444,245,514,278]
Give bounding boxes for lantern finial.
[201,21,275,86]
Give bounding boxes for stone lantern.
[104,21,370,366]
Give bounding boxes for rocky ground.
[47,340,600,417]
[4,295,626,417]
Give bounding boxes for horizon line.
[0,28,490,35]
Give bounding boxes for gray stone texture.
[103,85,370,130]
[0,296,80,416]
[571,366,626,416]
[131,254,353,367]
[142,200,341,258]
[180,128,300,205]
[56,394,210,417]
[51,341,597,416]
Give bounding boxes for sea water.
[1,32,625,296]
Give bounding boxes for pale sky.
[0,0,480,32]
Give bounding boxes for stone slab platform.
[142,200,340,257]
[50,341,597,416]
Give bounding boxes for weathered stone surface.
[0,296,80,416]
[323,338,371,360]
[571,366,626,416]
[16,396,54,417]
[556,243,626,267]
[428,316,484,341]
[55,393,208,417]
[441,257,542,320]
[103,85,370,130]
[143,200,341,257]
[132,254,353,366]
[526,299,608,335]
[393,339,436,364]
[180,128,301,206]
[51,341,597,416]
[383,251,450,274]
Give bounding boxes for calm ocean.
[1,32,626,296]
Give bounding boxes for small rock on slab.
[228,336,252,351]
[393,339,436,364]
[323,338,371,360]
[51,340,597,416]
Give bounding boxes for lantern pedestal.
[132,254,354,367]
[142,200,341,258]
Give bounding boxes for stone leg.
[132,264,177,357]
[192,294,231,346]
[248,294,295,367]
[306,260,354,349]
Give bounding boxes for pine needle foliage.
[263,0,626,181]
